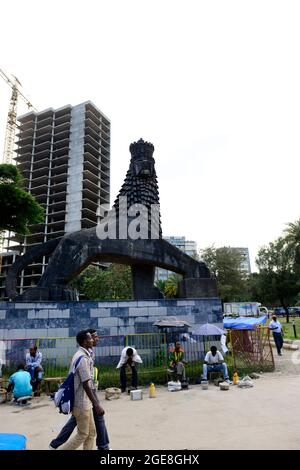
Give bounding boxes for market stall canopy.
[192,323,225,336]
[153,316,191,328]
[223,315,267,330]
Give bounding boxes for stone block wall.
[0,298,222,340]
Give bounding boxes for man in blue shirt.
[7,364,32,402]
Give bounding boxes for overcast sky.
[1,0,300,271]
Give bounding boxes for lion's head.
[113,138,162,238]
[129,139,155,179]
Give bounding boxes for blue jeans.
[202,363,229,380]
[50,408,110,450]
[27,366,43,391]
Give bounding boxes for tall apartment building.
[0,101,110,298]
[155,236,198,281]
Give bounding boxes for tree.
[75,263,133,300]
[155,279,167,296]
[201,245,248,302]
[164,274,182,298]
[69,265,100,294]
[284,218,300,266]
[155,274,182,298]
[0,164,44,234]
[255,237,300,323]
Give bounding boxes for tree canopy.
[201,245,248,303]
[0,164,44,234]
[254,237,300,321]
[71,263,133,300]
[284,218,300,266]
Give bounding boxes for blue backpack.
[54,355,84,414]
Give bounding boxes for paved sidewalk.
[0,351,300,450]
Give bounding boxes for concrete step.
[270,340,299,350]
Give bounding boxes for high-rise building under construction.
[0,101,110,298]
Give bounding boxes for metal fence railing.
[0,329,274,389]
[229,326,275,372]
[0,334,219,386]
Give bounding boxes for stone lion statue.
[6,139,215,301]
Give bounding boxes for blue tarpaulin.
[0,433,26,450]
[223,315,267,330]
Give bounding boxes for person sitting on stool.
[168,341,187,382]
[116,347,142,393]
[202,346,230,383]
[25,345,43,396]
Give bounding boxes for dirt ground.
[1,346,300,450]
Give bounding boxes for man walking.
[49,329,110,450]
[269,315,284,356]
[60,330,103,450]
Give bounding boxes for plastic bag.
[167,380,181,392]
[237,376,254,388]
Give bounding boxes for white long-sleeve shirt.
[25,351,42,369]
[116,347,142,369]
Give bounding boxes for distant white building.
[155,236,197,281]
[231,247,251,274]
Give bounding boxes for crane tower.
[0,68,36,272]
[0,68,35,164]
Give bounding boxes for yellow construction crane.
[0,67,36,164]
[0,68,36,280]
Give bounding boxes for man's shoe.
[48,444,56,450]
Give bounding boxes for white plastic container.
[130,389,143,400]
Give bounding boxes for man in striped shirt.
[49,329,110,450]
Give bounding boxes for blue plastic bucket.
[0,433,27,450]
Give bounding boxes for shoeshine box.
[130,389,143,400]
